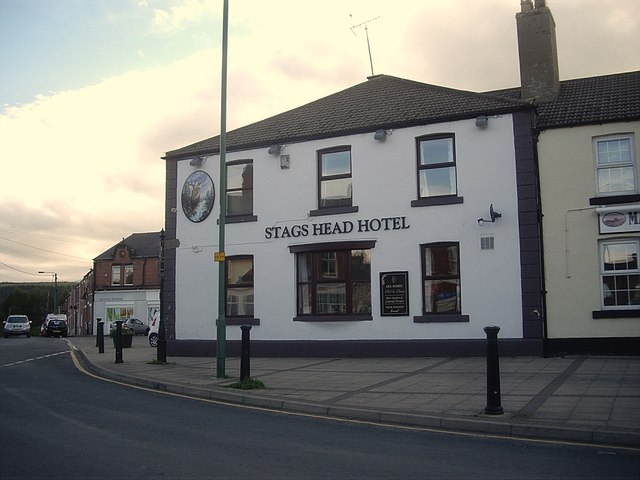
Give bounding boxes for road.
[1,337,639,480]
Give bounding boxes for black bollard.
[97,320,104,354]
[114,320,123,364]
[240,325,252,381]
[484,326,503,415]
[96,317,102,347]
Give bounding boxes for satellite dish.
[490,204,502,222]
[478,204,502,225]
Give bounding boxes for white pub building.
[161,72,545,357]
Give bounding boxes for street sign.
[214,252,225,262]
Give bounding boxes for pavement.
[67,336,640,449]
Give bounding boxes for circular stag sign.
[181,171,215,223]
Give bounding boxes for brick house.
[92,232,161,333]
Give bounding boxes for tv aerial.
[349,15,380,77]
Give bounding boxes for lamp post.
[39,271,58,313]
[216,0,229,379]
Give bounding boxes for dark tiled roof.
[488,70,640,130]
[94,232,161,261]
[165,74,529,159]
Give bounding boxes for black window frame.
[411,133,464,208]
[225,159,257,224]
[290,241,374,322]
[224,254,259,326]
[310,146,359,217]
[414,241,469,323]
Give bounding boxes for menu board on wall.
[380,271,409,316]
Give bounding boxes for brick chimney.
[516,0,560,103]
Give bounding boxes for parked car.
[41,314,67,337]
[4,315,31,338]
[148,316,159,347]
[109,318,149,336]
[45,318,68,338]
[125,318,150,335]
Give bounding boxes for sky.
[0,0,638,284]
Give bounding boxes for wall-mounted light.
[475,115,489,129]
[374,129,390,141]
[280,154,290,169]
[477,204,502,225]
[189,156,206,167]
[268,145,281,156]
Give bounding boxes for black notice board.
[380,271,409,316]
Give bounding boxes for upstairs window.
[111,266,121,286]
[318,147,352,209]
[595,135,636,196]
[124,265,134,286]
[226,160,253,217]
[600,239,640,310]
[418,134,457,198]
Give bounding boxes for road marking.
[68,351,639,453]
[0,351,69,368]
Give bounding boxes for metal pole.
[240,325,251,381]
[216,0,229,379]
[53,273,58,314]
[365,25,374,76]
[97,320,104,354]
[157,229,167,363]
[484,325,504,415]
[115,320,123,364]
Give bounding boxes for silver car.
[4,315,31,338]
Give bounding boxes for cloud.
[2,0,639,282]
[151,0,216,34]
[0,54,218,280]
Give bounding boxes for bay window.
[292,242,374,321]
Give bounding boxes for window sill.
[309,206,359,217]
[413,314,470,323]
[293,314,373,322]
[592,309,639,319]
[589,194,640,206]
[219,215,258,224]
[225,317,260,326]
[411,196,464,207]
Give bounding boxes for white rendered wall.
[93,289,159,335]
[174,115,524,342]
[539,122,640,339]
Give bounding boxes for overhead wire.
[0,226,108,246]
